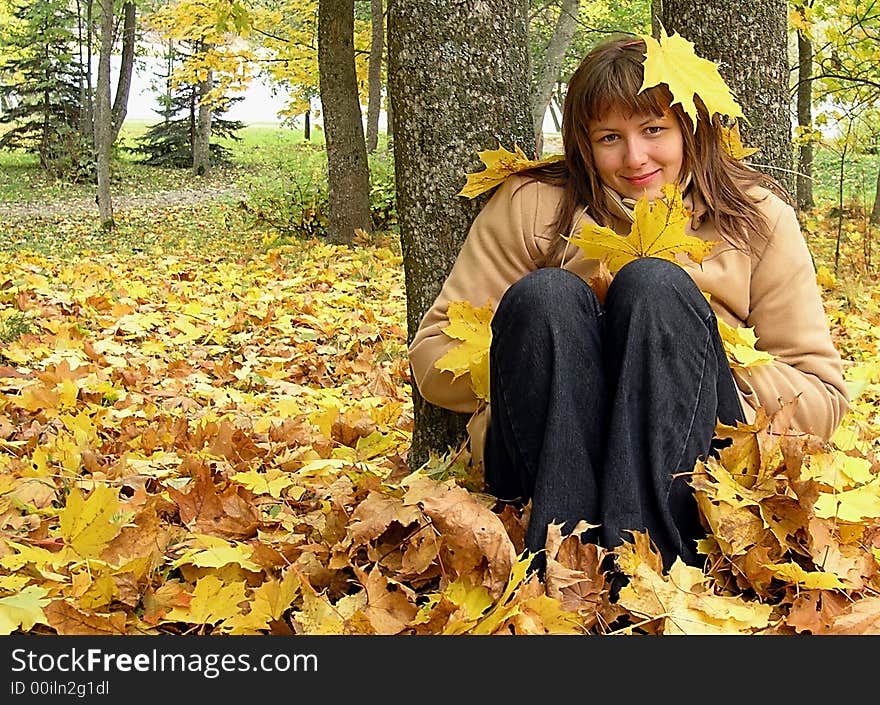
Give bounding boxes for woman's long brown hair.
[521,36,790,263]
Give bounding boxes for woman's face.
[587,108,684,202]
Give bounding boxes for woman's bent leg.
[484,268,607,558]
[600,257,745,569]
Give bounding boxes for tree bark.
[531,0,579,143]
[110,1,136,142]
[389,0,534,468]
[366,0,384,153]
[659,0,794,194]
[192,67,212,176]
[796,26,814,212]
[318,0,373,245]
[95,0,114,229]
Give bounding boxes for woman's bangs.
[588,82,671,121]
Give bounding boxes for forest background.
[0,0,878,637]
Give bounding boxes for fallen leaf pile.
[1,218,879,634]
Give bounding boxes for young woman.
[407,36,849,573]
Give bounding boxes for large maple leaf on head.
[640,27,745,131]
[566,182,717,273]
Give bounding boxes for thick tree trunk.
[796,28,814,212]
[192,67,212,176]
[659,0,794,194]
[95,0,114,229]
[531,0,579,143]
[366,0,384,153]
[389,0,533,468]
[318,0,373,245]
[110,1,136,142]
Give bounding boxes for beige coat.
[408,174,850,462]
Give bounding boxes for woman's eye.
[645,125,664,135]
[598,134,618,143]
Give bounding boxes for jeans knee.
[494,268,598,332]
[606,257,704,314]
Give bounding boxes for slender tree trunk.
[385,5,393,140]
[110,1,136,142]
[95,0,114,229]
[193,68,212,176]
[84,0,94,142]
[304,110,311,140]
[660,0,794,194]
[796,27,814,211]
[366,0,383,153]
[871,164,880,226]
[389,0,533,467]
[318,0,373,244]
[531,0,579,144]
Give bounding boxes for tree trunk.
[531,0,579,144]
[192,67,212,176]
[110,1,136,142]
[651,0,662,37]
[659,0,794,194]
[318,0,373,245]
[304,110,311,140]
[366,0,384,153]
[95,0,114,229]
[389,0,534,468]
[871,164,880,226]
[385,5,393,140]
[796,27,814,212]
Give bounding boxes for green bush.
[235,144,397,243]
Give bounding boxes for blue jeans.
[484,258,744,570]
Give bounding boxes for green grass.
[0,123,872,263]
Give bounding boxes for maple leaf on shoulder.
[435,299,493,402]
[719,121,759,160]
[457,144,564,199]
[566,182,718,273]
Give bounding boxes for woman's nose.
[623,138,648,167]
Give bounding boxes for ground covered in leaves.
[0,202,879,635]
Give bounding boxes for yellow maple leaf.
[717,319,775,368]
[567,183,717,273]
[59,485,123,560]
[764,562,845,590]
[0,585,51,635]
[435,300,493,402]
[719,121,759,160]
[457,144,564,199]
[164,575,247,626]
[640,28,745,131]
[814,477,880,523]
[617,547,773,634]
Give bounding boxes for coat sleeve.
[407,176,549,414]
[734,195,850,440]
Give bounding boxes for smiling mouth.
[624,170,660,185]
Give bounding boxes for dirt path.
[0,184,244,219]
